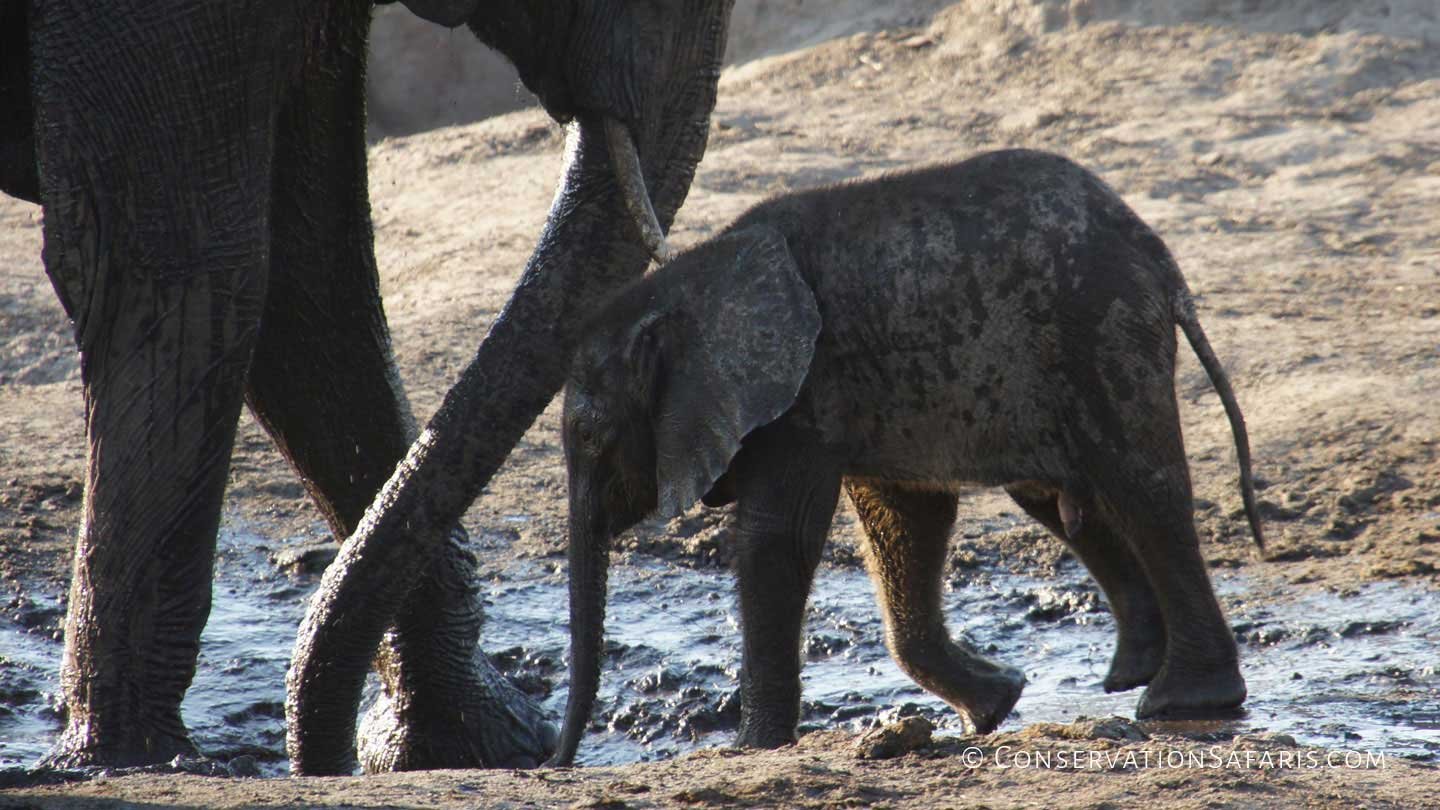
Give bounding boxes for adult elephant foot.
[357,529,555,772]
[40,722,196,770]
[358,650,556,772]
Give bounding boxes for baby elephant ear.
[653,225,821,519]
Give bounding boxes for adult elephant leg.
[285,119,716,775]
[244,1,550,772]
[287,2,735,773]
[31,2,294,767]
[287,119,657,775]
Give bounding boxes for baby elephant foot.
[734,721,797,750]
[1102,636,1165,693]
[958,663,1026,734]
[1135,660,1246,720]
[734,703,801,750]
[894,637,1025,734]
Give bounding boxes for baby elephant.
[550,148,1263,765]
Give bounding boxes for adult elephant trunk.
[286,90,717,771]
[551,485,610,766]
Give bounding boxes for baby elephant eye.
[575,422,596,448]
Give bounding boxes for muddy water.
[2,525,1437,774]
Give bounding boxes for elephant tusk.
[604,117,673,265]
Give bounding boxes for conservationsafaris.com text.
[959,746,1386,771]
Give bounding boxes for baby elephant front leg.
[729,431,843,749]
[848,482,1025,733]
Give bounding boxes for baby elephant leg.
[1005,483,1166,692]
[847,482,1025,734]
[730,431,844,749]
[1091,458,1246,720]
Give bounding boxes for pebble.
[854,716,933,760]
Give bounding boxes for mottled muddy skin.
[551,149,1263,764]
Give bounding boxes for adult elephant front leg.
[286,0,735,773]
[288,115,706,775]
[31,2,294,767]
[245,1,551,773]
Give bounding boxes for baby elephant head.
[551,225,821,765]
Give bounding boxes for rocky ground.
[2,1,1438,807]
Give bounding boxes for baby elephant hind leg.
[1005,483,1166,693]
[847,482,1024,734]
[1090,456,1246,720]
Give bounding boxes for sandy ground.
[2,0,1439,806]
[364,0,956,135]
[3,724,1437,809]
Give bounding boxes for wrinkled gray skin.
[553,149,1265,764]
[3,0,733,775]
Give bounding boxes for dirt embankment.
[365,0,957,135]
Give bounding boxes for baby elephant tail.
[1173,292,1266,552]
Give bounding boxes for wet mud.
[3,521,1436,775]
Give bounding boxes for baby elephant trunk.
[549,491,611,766]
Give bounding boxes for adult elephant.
[2,0,734,774]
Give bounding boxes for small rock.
[167,755,230,776]
[804,633,852,659]
[900,34,935,49]
[1366,558,1437,578]
[1018,716,1148,742]
[671,787,735,805]
[227,755,261,778]
[1339,620,1404,638]
[999,108,1063,133]
[854,716,933,760]
[1071,716,1150,742]
[1234,732,1298,749]
[269,543,338,576]
[1023,586,1101,622]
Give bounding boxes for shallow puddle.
[2,526,1437,774]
